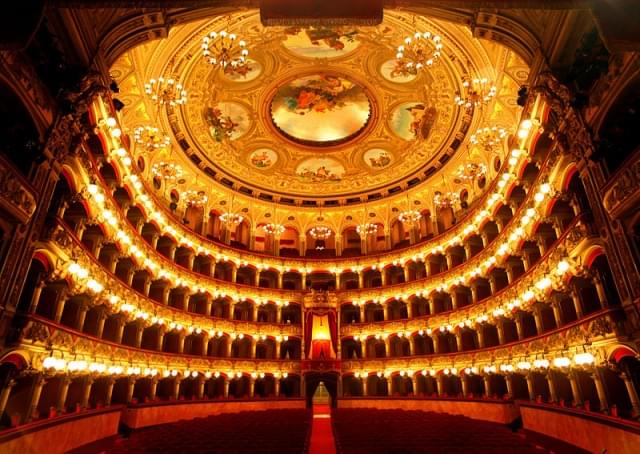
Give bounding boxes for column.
[358,271,364,289]
[177,333,186,354]
[250,338,257,358]
[95,311,107,339]
[230,264,238,283]
[436,375,444,396]
[533,308,544,334]
[505,374,514,398]
[360,339,367,359]
[197,376,206,399]
[592,369,609,412]
[53,289,68,323]
[384,337,392,357]
[277,272,284,289]
[496,322,506,345]
[461,375,469,398]
[149,377,158,401]
[274,378,280,397]
[362,377,368,396]
[114,318,126,344]
[25,374,47,423]
[455,331,464,352]
[0,379,16,418]
[223,377,230,398]
[411,375,419,396]
[254,270,261,287]
[380,270,387,286]
[80,376,94,409]
[134,323,144,348]
[276,306,282,323]
[515,315,525,340]
[409,336,416,355]
[201,334,209,356]
[406,300,414,318]
[621,372,640,417]
[525,373,536,401]
[427,298,435,315]
[359,305,365,323]
[126,376,136,404]
[476,326,485,348]
[551,301,564,327]
[431,334,440,354]
[172,376,182,400]
[546,371,558,403]
[249,377,256,397]
[403,266,410,283]
[592,276,609,308]
[104,377,115,406]
[209,260,217,278]
[382,304,389,321]
[483,375,492,398]
[75,304,89,332]
[568,371,583,406]
[275,340,281,359]
[156,327,166,351]
[29,281,46,314]
[56,376,72,413]
[205,296,213,317]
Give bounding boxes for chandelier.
[356,223,378,236]
[133,126,171,153]
[183,190,208,207]
[151,161,184,182]
[202,30,250,74]
[398,210,421,224]
[469,126,509,153]
[456,162,487,183]
[309,226,332,240]
[220,212,244,227]
[434,190,460,209]
[454,77,497,109]
[262,223,285,236]
[144,77,188,107]
[395,31,443,74]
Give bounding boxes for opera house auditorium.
[1,0,640,452]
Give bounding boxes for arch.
[608,344,639,363]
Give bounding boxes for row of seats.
[107,409,311,453]
[331,408,547,454]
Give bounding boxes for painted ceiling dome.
[111,9,528,213]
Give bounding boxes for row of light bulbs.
[94,97,541,274]
[41,356,292,379]
[348,353,596,379]
[89,112,553,308]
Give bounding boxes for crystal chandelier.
[395,31,443,74]
[456,162,487,183]
[220,212,244,227]
[262,223,285,236]
[469,126,509,153]
[144,77,188,107]
[309,226,332,240]
[454,77,497,109]
[356,223,378,236]
[183,190,208,207]
[133,126,171,153]
[151,161,184,182]
[434,190,460,209]
[202,30,250,74]
[398,210,421,224]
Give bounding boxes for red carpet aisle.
[309,404,336,454]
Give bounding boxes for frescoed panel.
[270,73,371,146]
[380,59,418,83]
[282,26,360,58]
[389,102,437,141]
[296,158,345,182]
[204,102,251,142]
[248,148,278,169]
[222,59,263,82]
[363,148,392,169]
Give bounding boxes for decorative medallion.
[249,148,278,169]
[296,158,345,182]
[282,27,360,58]
[269,73,372,146]
[380,59,418,83]
[363,148,392,169]
[389,102,437,141]
[204,102,251,142]
[221,58,263,82]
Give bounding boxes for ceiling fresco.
[111,9,528,210]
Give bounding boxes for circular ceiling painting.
[389,102,437,141]
[282,26,360,58]
[269,73,372,146]
[204,102,251,142]
[249,148,278,169]
[221,59,263,82]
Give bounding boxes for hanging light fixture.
[454,76,497,109]
[151,161,184,182]
[220,196,243,227]
[262,203,285,236]
[395,31,443,74]
[356,203,378,236]
[469,125,509,154]
[455,161,487,183]
[309,225,332,240]
[183,189,208,207]
[434,176,460,209]
[398,193,421,225]
[133,126,171,153]
[201,29,250,75]
[144,77,188,107]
